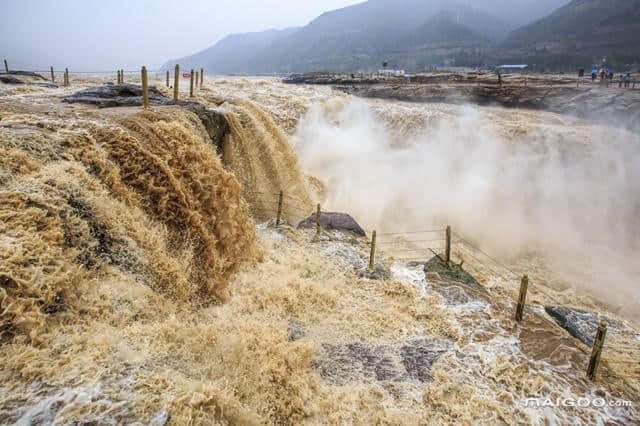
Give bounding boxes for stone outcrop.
[63,84,228,153]
[284,73,382,85]
[424,255,485,293]
[313,339,450,385]
[0,76,23,85]
[0,71,53,86]
[545,306,622,347]
[297,212,366,236]
[285,72,640,125]
[335,82,640,124]
[63,83,169,107]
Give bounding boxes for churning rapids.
[0,74,638,424]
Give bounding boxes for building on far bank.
[497,64,528,73]
[378,69,406,76]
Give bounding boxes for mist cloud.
[294,98,640,315]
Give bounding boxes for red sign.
[182,73,191,78]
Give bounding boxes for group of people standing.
[590,67,633,88]
[618,71,633,88]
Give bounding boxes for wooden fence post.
[174,64,179,101]
[515,275,529,322]
[50,66,55,83]
[316,204,321,235]
[200,67,204,86]
[190,69,194,97]
[276,191,283,227]
[587,319,607,381]
[117,70,120,84]
[369,230,377,270]
[166,70,169,87]
[64,68,69,86]
[121,69,125,84]
[3,59,7,73]
[141,66,149,108]
[445,226,451,263]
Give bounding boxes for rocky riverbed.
[284,72,640,125]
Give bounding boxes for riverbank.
[284,72,640,126]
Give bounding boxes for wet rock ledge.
[545,306,623,347]
[63,84,228,154]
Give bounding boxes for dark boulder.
[545,306,621,347]
[63,83,170,107]
[7,71,47,80]
[297,212,366,236]
[0,75,24,85]
[0,71,48,84]
[424,255,485,292]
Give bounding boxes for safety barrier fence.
[3,60,637,91]
[246,189,639,384]
[1,60,206,99]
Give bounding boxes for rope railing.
[248,200,311,216]
[453,232,520,279]
[245,190,309,205]
[1,60,205,94]
[0,67,162,74]
[378,229,445,236]
[377,238,444,245]
[247,197,311,215]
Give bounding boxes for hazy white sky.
[0,0,362,71]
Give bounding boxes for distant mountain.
[403,12,485,45]
[161,28,299,74]
[241,0,509,73]
[387,12,496,70]
[501,0,640,68]
[161,0,639,74]
[454,0,571,28]
[162,0,516,74]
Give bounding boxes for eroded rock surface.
[424,256,485,293]
[545,306,622,346]
[337,83,640,124]
[63,83,169,107]
[0,75,24,85]
[298,212,366,236]
[63,84,229,152]
[313,339,450,385]
[0,71,48,85]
